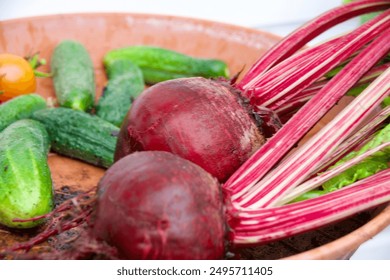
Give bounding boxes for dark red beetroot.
[92,151,226,259]
[115,77,265,182]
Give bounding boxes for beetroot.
[92,151,226,259]
[114,77,265,182]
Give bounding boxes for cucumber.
[51,40,95,111]
[32,107,119,168]
[96,59,144,127]
[0,93,47,132]
[0,119,53,229]
[105,58,143,80]
[103,45,229,84]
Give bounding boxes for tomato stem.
[26,53,52,78]
[33,70,52,78]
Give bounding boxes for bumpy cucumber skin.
[32,108,119,168]
[51,40,95,111]
[103,46,229,84]
[96,60,144,127]
[105,59,143,80]
[0,119,53,229]
[0,94,47,132]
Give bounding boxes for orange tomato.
[0,53,37,101]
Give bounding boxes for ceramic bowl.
[0,13,389,259]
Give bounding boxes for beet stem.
[238,0,390,90]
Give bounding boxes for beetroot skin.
[92,151,226,259]
[115,77,265,182]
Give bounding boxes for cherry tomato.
[0,53,37,102]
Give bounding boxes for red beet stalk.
[275,62,390,121]
[279,142,390,205]
[309,105,390,175]
[244,11,390,110]
[224,20,390,201]
[237,0,390,90]
[235,66,390,208]
[230,169,390,246]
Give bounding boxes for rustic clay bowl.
[0,13,389,259]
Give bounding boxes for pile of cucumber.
[0,39,229,229]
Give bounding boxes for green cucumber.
[96,59,144,127]
[0,93,47,132]
[32,107,119,168]
[105,58,142,80]
[103,45,229,84]
[0,119,53,229]
[51,40,95,111]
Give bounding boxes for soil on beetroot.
[0,186,99,259]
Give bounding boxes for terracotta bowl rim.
[0,11,283,42]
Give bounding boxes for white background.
[1,260,390,280]
[1,0,389,259]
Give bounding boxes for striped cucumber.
[32,107,119,168]
[51,40,95,111]
[96,59,144,127]
[0,119,53,229]
[0,93,47,132]
[103,45,229,84]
